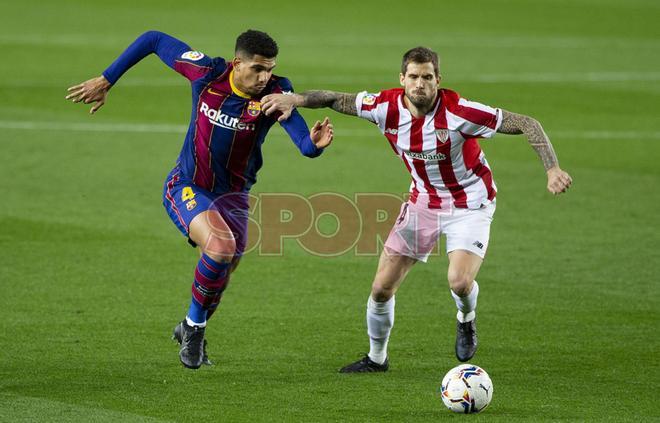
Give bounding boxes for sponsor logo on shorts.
[247,100,261,117]
[362,94,377,106]
[181,51,205,61]
[404,150,446,161]
[472,240,484,250]
[200,102,256,131]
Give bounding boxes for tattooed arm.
[261,91,358,121]
[498,110,573,194]
[296,91,358,115]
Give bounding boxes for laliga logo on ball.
[440,364,493,414]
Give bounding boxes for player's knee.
[371,280,395,302]
[447,270,473,296]
[203,235,236,263]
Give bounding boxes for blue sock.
[187,254,231,325]
[187,298,207,325]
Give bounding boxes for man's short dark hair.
[401,47,439,76]
[235,29,278,58]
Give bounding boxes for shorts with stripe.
[162,166,249,256]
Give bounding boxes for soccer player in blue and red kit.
[66,30,334,369]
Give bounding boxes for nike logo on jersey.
[200,102,256,131]
[207,88,223,96]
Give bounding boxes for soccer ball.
[440,364,493,413]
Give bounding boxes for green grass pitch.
[1,0,659,421]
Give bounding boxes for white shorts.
[384,201,496,262]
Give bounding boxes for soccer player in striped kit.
[66,30,333,369]
[261,47,572,371]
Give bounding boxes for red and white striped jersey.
[356,88,502,210]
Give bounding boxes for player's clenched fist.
[66,75,112,114]
[546,166,572,195]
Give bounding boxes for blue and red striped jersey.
[103,31,323,193]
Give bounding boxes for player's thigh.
[189,210,236,262]
[443,204,494,259]
[447,250,483,294]
[443,204,495,293]
[383,201,442,263]
[371,248,417,300]
[163,176,221,244]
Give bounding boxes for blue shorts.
[162,167,250,256]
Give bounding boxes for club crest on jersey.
[362,94,377,106]
[247,101,261,117]
[181,51,204,61]
[435,129,449,143]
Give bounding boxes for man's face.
[232,54,276,96]
[400,61,440,109]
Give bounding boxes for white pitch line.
[7,71,660,88]
[2,33,659,50]
[0,120,187,134]
[1,120,659,140]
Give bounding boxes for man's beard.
[406,91,434,109]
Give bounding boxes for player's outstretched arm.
[66,76,112,114]
[497,110,572,195]
[262,91,357,122]
[66,31,197,114]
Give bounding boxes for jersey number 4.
[181,187,196,201]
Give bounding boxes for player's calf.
[175,253,232,369]
[187,253,232,326]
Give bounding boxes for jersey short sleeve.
[355,91,383,124]
[446,95,502,139]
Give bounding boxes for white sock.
[451,281,479,323]
[366,295,395,364]
[186,316,207,328]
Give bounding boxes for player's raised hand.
[261,93,302,122]
[66,76,112,114]
[546,166,572,195]
[310,117,333,148]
